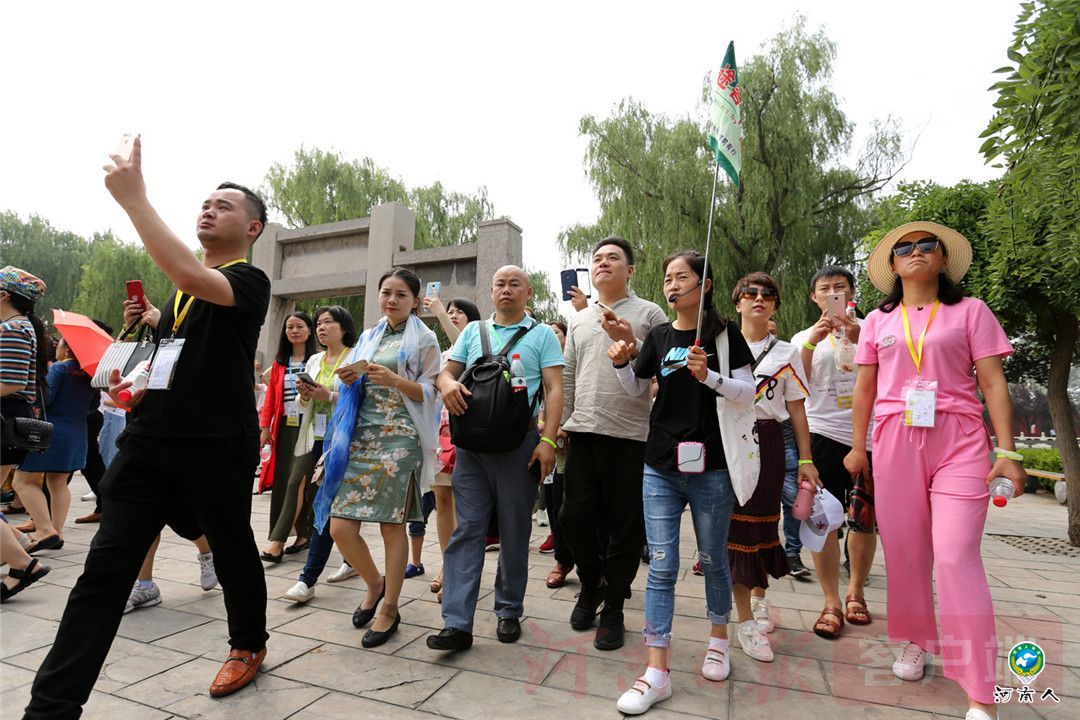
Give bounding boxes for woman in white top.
[725,273,820,663]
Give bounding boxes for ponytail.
[8,293,48,404]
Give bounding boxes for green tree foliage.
[978,0,1080,544]
[559,19,903,336]
[527,269,561,325]
[264,148,494,248]
[70,235,173,332]
[0,211,94,320]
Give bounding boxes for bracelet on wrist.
[994,447,1023,461]
[798,459,814,466]
[612,361,629,369]
[803,340,817,350]
[540,436,558,450]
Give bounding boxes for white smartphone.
[826,292,846,320]
[425,281,441,299]
[113,134,136,162]
[595,301,617,321]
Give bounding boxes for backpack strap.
[496,324,534,358]
[478,321,493,357]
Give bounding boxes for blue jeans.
[780,436,803,558]
[98,412,126,469]
[299,521,336,587]
[642,464,735,647]
[407,490,438,538]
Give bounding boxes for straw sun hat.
[866,221,973,294]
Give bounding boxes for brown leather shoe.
[15,520,35,534]
[209,647,267,697]
[75,512,102,524]
[546,563,572,589]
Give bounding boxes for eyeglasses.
[739,286,778,301]
[892,238,941,257]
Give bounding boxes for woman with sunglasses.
[726,274,819,663]
[845,221,1024,720]
[607,251,756,715]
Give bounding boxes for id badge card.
[285,400,300,427]
[313,413,328,438]
[146,338,185,390]
[835,376,855,410]
[543,470,555,485]
[677,441,706,473]
[903,379,938,427]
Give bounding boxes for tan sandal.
[814,606,844,639]
[845,594,872,625]
[429,577,442,594]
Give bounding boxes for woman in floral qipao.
[322,268,441,649]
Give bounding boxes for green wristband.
[803,340,817,350]
[540,436,558,450]
[994,447,1023,461]
[798,459,815,466]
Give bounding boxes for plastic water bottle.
[792,480,815,520]
[116,361,151,405]
[510,353,526,393]
[833,302,857,372]
[260,444,273,465]
[989,476,1016,507]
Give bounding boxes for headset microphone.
[667,280,702,304]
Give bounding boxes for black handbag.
[92,323,156,389]
[0,390,52,454]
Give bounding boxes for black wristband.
[612,361,629,369]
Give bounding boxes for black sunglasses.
[739,286,778,301]
[892,238,941,257]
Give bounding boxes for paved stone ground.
[2,475,1076,719]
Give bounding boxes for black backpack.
[450,321,540,453]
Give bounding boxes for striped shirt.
[282,359,305,405]
[0,317,38,404]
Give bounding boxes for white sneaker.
[282,580,315,603]
[737,619,774,662]
[535,509,549,527]
[124,582,161,614]
[964,709,996,720]
[751,596,774,633]
[616,675,672,715]
[892,643,928,681]
[80,491,96,502]
[701,646,730,681]
[197,552,218,591]
[326,561,357,583]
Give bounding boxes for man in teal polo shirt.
[427,265,564,651]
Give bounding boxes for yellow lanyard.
[171,259,246,334]
[900,300,941,375]
[317,349,347,386]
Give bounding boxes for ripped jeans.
[642,464,735,647]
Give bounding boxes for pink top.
[855,297,1012,419]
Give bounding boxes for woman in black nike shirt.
[607,250,756,715]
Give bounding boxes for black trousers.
[24,432,267,720]
[542,471,574,567]
[560,432,646,608]
[81,410,105,513]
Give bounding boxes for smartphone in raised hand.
[826,292,846,321]
[126,280,146,308]
[113,134,136,162]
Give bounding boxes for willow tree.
[560,19,903,334]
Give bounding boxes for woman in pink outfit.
[844,221,1026,720]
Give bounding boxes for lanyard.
[900,300,941,375]
[317,349,347,385]
[171,258,247,334]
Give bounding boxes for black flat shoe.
[283,541,310,555]
[496,617,521,644]
[352,577,386,628]
[426,627,473,651]
[25,534,62,555]
[361,614,400,648]
[260,551,283,563]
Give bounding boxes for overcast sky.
[1,1,1019,313]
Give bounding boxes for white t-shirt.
[747,337,808,422]
[791,324,872,450]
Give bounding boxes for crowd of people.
[0,136,1027,720]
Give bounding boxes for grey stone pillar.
[252,222,287,367]
[475,217,523,318]
[365,203,417,328]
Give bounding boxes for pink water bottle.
[792,480,815,520]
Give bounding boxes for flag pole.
[694,161,722,346]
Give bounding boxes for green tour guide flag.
[708,41,742,186]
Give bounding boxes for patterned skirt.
[727,418,790,589]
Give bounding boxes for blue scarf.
[312,374,366,533]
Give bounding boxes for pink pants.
[872,412,997,704]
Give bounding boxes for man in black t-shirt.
[25,138,272,719]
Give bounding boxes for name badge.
[903,379,938,427]
[313,413,328,438]
[285,400,300,427]
[146,338,185,390]
[835,377,855,410]
[677,441,706,474]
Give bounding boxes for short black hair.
[732,272,782,310]
[313,305,358,348]
[447,298,481,323]
[810,265,856,293]
[217,182,267,236]
[592,235,634,266]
